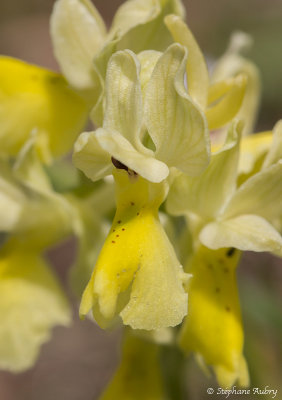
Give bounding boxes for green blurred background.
[0,1,281,399]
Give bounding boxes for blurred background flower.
[0,1,281,399]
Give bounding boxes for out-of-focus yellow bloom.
[0,140,76,250]
[167,120,282,254]
[212,32,261,136]
[167,120,282,387]
[179,246,249,388]
[0,57,87,161]
[0,247,70,372]
[164,15,248,131]
[239,119,282,179]
[80,170,189,330]
[0,139,76,372]
[100,331,166,400]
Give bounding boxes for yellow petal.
[103,50,144,151]
[144,43,210,176]
[200,215,282,255]
[100,331,165,400]
[0,57,87,159]
[110,0,186,53]
[179,246,249,388]
[212,32,261,135]
[0,248,70,372]
[50,0,106,90]
[206,74,247,130]
[80,170,188,330]
[166,121,240,220]
[239,131,272,175]
[164,14,209,108]
[138,50,162,91]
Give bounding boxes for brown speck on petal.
[226,247,236,257]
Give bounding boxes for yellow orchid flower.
[0,57,88,161]
[74,42,212,330]
[50,0,185,124]
[0,138,78,372]
[166,120,282,386]
[164,15,248,131]
[167,120,282,254]
[99,331,166,400]
[73,44,210,184]
[80,170,189,330]
[0,246,70,372]
[179,246,249,388]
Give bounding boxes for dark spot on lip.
[111,157,129,171]
[122,228,125,231]
[117,220,121,224]
[130,202,135,206]
[128,169,138,176]
[226,247,236,257]
[216,288,220,293]
[137,212,140,216]
[116,235,119,237]
[207,264,213,269]
[223,267,229,273]
[112,241,115,244]
[225,306,231,312]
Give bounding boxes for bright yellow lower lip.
[80,169,189,330]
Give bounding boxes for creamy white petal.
[165,14,209,108]
[200,215,282,254]
[72,130,112,182]
[167,121,241,219]
[96,128,169,183]
[50,0,106,89]
[138,50,162,91]
[103,50,144,152]
[110,0,185,53]
[109,0,160,38]
[223,161,282,224]
[145,43,210,176]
